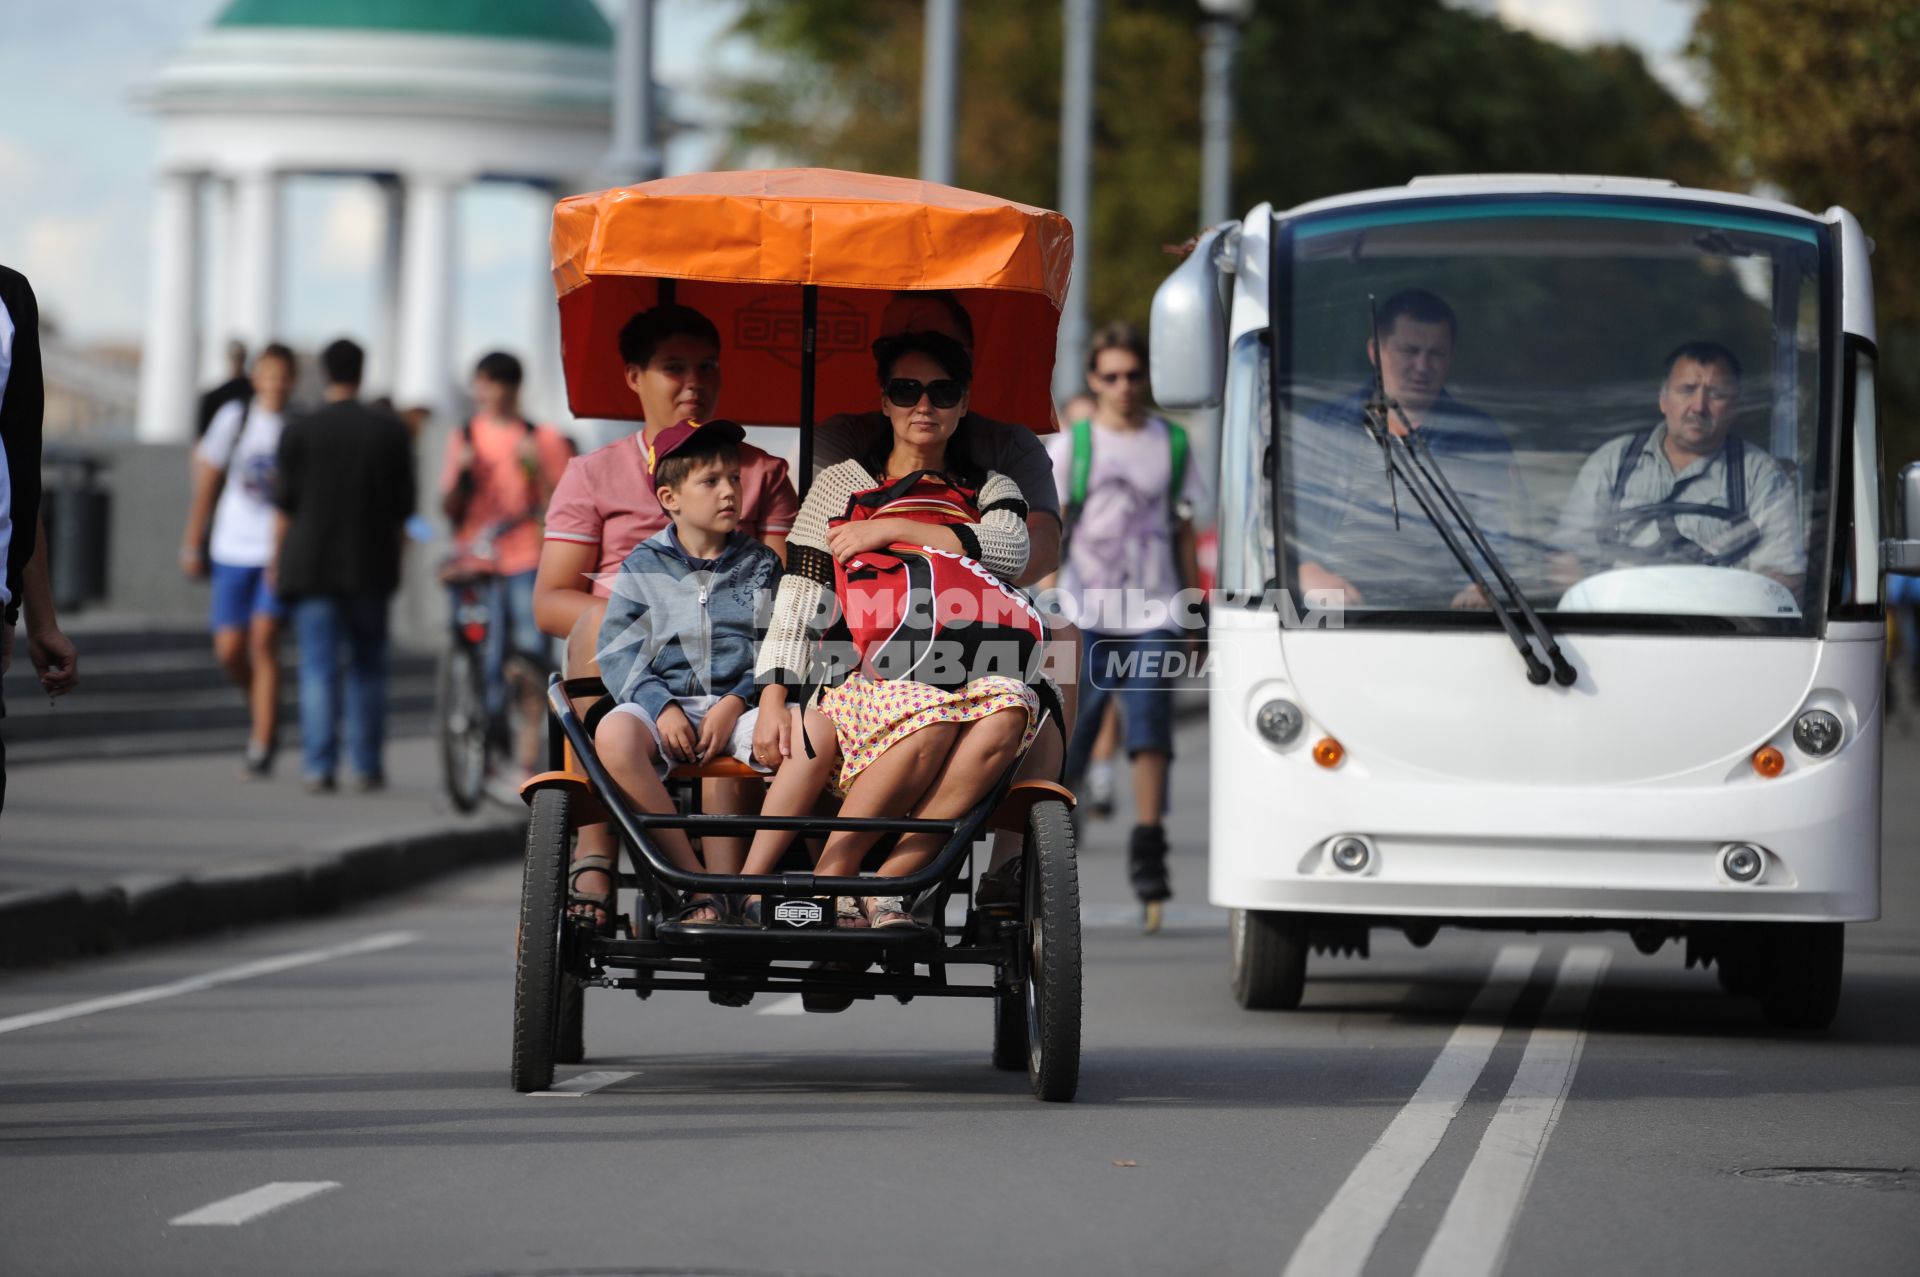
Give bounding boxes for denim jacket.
[596,527,782,717]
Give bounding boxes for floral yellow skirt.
[817,674,1041,794]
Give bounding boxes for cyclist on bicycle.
[440,351,575,754]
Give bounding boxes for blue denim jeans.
[1063,628,1183,820]
[448,568,545,723]
[292,593,391,782]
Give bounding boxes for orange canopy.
[550,168,1073,430]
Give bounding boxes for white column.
[197,175,236,384]
[366,175,406,397]
[395,171,460,419]
[527,181,569,428]
[231,168,283,348]
[136,170,202,444]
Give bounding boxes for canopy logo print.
[735,295,869,369]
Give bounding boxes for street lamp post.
[1055,0,1100,405]
[921,0,961,185]
[1198,0,1253,230]
[602,0,662,187]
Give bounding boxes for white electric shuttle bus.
[1149,175,1920,1029]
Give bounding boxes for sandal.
[834,896,870,930]
[672,895,728,926]
[739,896,763,926]
[976,857,1024,906]
[863,895,916,929]
[566,854,616,931]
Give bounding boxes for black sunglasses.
[885,378,966,410]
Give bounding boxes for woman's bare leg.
[985,718,1062,874]
[564,601,619,899]
[812,721,960,879]
[877,709,1027,879]
[742,707,840,875]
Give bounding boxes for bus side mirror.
[1887,460,1920,576]
[1150,222,1237,410]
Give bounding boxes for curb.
[0,820,523,970]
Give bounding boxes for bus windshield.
[1275,196,1832,633]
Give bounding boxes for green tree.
[1692,0,1920,469]
[724,0,1720,338]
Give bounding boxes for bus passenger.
[1291,289,1513,610]
[1549,341,1804,594]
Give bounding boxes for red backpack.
[823,471,1045,689]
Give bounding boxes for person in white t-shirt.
[1047,323,1207,917]
[179,342,295,776]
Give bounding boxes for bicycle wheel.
[438,641,489,812]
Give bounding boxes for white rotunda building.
[136,0,615,440]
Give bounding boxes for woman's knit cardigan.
[754,458,1031,695]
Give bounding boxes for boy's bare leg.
[813,721,959,879]
[700,776,759,874]
[881,710,1027,879]
[246,613,281,752]
[595,712,701,874]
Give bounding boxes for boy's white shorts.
[601,695,769,779]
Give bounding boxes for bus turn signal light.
[1752,746,1785,778]
[1312,738,1345,769]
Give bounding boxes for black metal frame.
[544,675,1038,1002]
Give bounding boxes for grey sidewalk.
[0,738,522,967]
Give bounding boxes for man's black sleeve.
[0,267,45,626]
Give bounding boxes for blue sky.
[0,0,1699,382]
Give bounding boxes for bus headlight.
[1791,709,1843,757]
[1255,698,1303,746]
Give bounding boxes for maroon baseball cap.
[643,417,747,481]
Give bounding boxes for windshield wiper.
[1355,297,1577,687]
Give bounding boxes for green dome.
[214,0,613,47]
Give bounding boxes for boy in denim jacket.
[594,420,780,922]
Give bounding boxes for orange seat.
[666,758,767,781]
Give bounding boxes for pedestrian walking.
[272,338,416,793]
[1048,322,1206,917]
[180,342,294,775]
[1,265,79,815]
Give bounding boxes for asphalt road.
[3,718,1918,1277]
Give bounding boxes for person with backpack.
[179,341,296,777]
[439,350,573,740]
[1049,322,1207,913]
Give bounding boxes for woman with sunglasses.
[747,330,1040,929]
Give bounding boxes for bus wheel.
[1760,922,1844,1031]
[1713,927,1765,998]
[1230,909,1308,1010]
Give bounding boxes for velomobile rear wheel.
[512,788,572,1091]
[1022,799,1082,1102]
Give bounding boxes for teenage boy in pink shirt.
[532,303,798,925]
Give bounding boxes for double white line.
[1283,943,1611,1277]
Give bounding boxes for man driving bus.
[1550,340,1804,595]
[1291,288,1514,610]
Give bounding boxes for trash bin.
[40,447,110,612]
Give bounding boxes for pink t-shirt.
[544,432,798,595]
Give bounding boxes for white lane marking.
[1413,945,1611,1277]
[170,1181,340,1227]
[530,1070,637,1097]
[0,931,419,1036]
[756,994,807,1016]
[1280,944,1542,1277]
